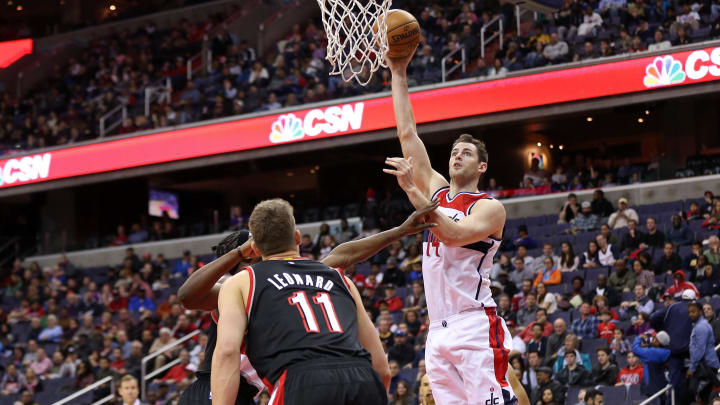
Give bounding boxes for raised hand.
[384,156,417,193]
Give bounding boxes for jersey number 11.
[288,291,344,334]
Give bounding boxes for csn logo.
[0,153,52,187]
[269,102,365,144]
[643,48,720,88]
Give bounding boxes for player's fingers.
[384,160,401,169]
[417,200,440,215]
[419,223,438,229]
[382,168,400,176]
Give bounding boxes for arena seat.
[598,385,627,405]
[548,310,570,325]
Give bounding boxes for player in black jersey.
[179,202,438,405]
[212,199,438,405]
[177,230,261,405]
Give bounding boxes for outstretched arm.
[386,52,448,197]
[508,364,530,405]
[211,272,249,405]
[321,202,438,269]
[386,157,505,247]
[345,275,390,390]
[178,239,255,311]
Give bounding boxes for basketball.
[382,9,421,58]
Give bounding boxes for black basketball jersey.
[196,311,218,376]
[244,258,370,386]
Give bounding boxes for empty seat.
[549,311,571,325]
[585,267,609,282]
[399,367,418,382]
[598,385,627,405]
[562,271,582,284]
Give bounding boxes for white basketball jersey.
[422,187,501,321]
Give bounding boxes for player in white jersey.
[383,49,516,405]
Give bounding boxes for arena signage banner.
[0,39,33,68]
[2,45,720,190]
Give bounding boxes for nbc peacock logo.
[643,55,686,88]
[269,113,304,143]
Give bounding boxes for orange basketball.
[381,9,421,58]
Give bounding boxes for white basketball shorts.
[425,307,516,405]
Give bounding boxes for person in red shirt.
[616,351,643,385]
[109,348,125,373]
[518,308,554,343]
[664,270,699,298]
[377,284,404,313]
[160,349,191,384]
[597,309,616,342]
[345,265,366,288]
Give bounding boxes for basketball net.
[316,0,391,86]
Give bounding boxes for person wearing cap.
[379,284,404,313]
[608,197,639,230]
[388,330,415,368]
[632,330,671,400]
[530,366,565,405]
[650,289,694,401]
[591,190,614,218]
[571,202,600,233]
[687,301,720,402]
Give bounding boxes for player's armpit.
[429,198,506,247]
[211,273,249,405]
[345,276,391,390]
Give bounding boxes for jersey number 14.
[288,291,344,334]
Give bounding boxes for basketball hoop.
[316,0,391,86]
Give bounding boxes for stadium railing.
[481,15,504,58]
[51,376,115,405]
[140,329,201,401]
[442,45,467,82]
[638,385,674,405]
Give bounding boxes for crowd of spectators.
[3,0,720,158]
[1,185,719,404]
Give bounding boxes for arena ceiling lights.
[2,43,720,191]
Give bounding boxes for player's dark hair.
[212,230,250,274]
[452,134,488,163]
[249,199,296,256]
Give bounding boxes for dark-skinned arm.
[177,240,255,311]
[321,201,438,269]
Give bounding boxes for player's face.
[449,142,486,181]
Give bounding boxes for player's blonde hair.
[249,199,296,256]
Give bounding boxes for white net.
[316,0,392,86]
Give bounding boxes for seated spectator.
[599,224,619,246]
[0,364,26,395]
[518,293,540,326]
[562,277,585,309]
[705,236,720,265]
[572,202,600,232]
[380,284,404,313]
[513,225,539,251]
[536,283,558,314]
[628,35,647,52]
[558,193,580,224]
[627,312,652,337]
[610,328,631,356]
[519,308,554,342]
[508,321,527,354]
[698,264,720,298]
[487,58,509,78]
[172,250,194,277]
[532,243,560,273]
[110,225,128,246]
[551,166,568,190]
[533,257,561,287]
[553,334,592,373]
[498,294,517,325]
[620,284,655,319]
[557,351,590,386]
[388,330,415,368]
[668,215,693,246]
[639,217,665,250]
[672,4,700,34]
[591,347,619,385]
[578,6,603,36]
[514,246,535,268]
[608,198,639,229]
[383,258,405,287]
[580,241,601,268]
[620,219,643,254]
[531,367,565,405]
[30,348,53,377]
[547,319,569,363]
[571,302,600,339]
[543,34,569,63]
[590,294,620,319]
[127,223,148,244]
[492,254,514,279]
[591,190,614,218]
[654,242,683,275]
[513,279,534,311]
[22,368,42,394]
[510,258,535,288]
[674,26,692,45]
[403,281,426,314]
[609,259,636,292]
[686,201,704,222]
[647,29,672,52]
[523,350,543,392]
[702,200,720,230]
[664,270,699,298]
[597,309,617,343]
[616,351,643,385]
[527,323,549,357]
[160,349,190,384]
[559,242,579,272]
[596,234,618,266]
